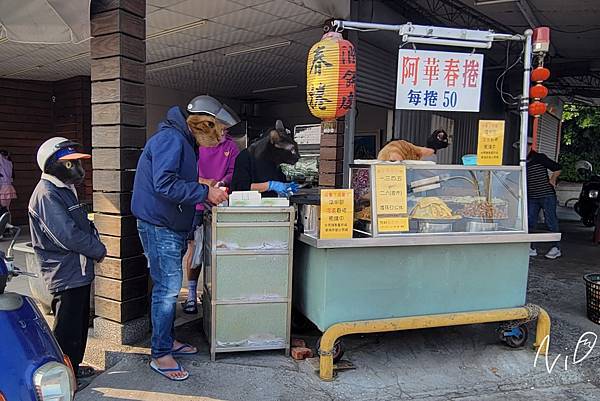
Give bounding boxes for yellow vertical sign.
[375,165,408,214]
[320,189,354,239]
[477,120,505,166]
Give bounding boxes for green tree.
[559,104,600,182]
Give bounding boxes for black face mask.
[427,131,449,152]
[46,159,85,186]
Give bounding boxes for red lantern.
[531,67,550,82]
[529,84,548,100]
[528,101,547,117]
[306,32,356,121]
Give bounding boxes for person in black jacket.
[231,120,300,197]
[29,137,107,380]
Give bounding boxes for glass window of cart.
[351,164,525,236]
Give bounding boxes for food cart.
[292,21,559,381]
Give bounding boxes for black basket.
[584,274,600,324]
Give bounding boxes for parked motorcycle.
[0,216,75,400]
[0,206,18,240]
[573,161,600,227]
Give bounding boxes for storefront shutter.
[536,113,560,161]
[356,40,397,108]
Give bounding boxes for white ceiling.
[0,0,597,101]
[0,0,331,100]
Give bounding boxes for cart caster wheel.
[317,337,345,363]
[500,324,529,348]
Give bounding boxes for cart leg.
[533,307,551,356]
[211,350,216,362]
[318,329,339,381]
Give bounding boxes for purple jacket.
[197,135,240,210]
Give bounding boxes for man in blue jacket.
[29,137,107,380]
[132,96,236,380]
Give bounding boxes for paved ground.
[7,217,600,400]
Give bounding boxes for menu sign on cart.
[378,217,409,233]
[396,49,484,112]
[320,189,354,239]
[476,120,505,166]
[375,165,408,214]
[375,165,409,232]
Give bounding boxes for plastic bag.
[191,225,204,268]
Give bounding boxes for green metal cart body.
[293,233,556,332]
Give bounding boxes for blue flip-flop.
[172,343,198,356]
[150,360,189,381]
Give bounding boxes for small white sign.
[294,124,321,145]
[395,49,484,112]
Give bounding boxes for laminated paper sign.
[396,49,484,112]
[320,189,354,239]
[378,217,409,233]
[375,165,408,215]
[477,120,505,166]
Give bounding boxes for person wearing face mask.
[132,96,235,381]
[181,111,240,315]
[28,137,107,382]
[422,129,449,163]
[231,120,300,197]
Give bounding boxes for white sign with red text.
[395,49,484,112]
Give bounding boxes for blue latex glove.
[268,181,299,197]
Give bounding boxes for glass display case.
[350,161,526,237]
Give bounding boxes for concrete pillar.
[90,0,148,344]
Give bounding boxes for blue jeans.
[137,220,187,359]
[528,195,560,248]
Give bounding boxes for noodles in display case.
[350,161,525,237]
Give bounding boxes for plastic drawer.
[214,255,289,301]
[215,303,288,349]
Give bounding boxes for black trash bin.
[584,274,600,324]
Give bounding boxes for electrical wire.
[495,41,525,106]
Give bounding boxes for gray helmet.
[186,95,240,128]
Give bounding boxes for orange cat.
[377,140,434,161]
[186,114,225,147]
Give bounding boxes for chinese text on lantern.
[396,50,484,112]
[306,32,356,121]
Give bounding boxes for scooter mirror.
[0,211,9,236]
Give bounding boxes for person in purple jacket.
[181,131,240,314]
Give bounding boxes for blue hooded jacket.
[132,106,208,233]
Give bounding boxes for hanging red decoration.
[531,67,550,82]
[306,32,356,121]
[528,101,547,117]
[529,84,548,99]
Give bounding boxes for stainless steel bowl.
[466,221,498,232]
[418,222,453,233]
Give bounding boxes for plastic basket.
[462,154,477,166]
[584,274,600,324]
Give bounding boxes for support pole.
[520,29,533,233]
[90,0,149,344]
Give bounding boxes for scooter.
[573,161,600,227]
[0,214,76,401]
